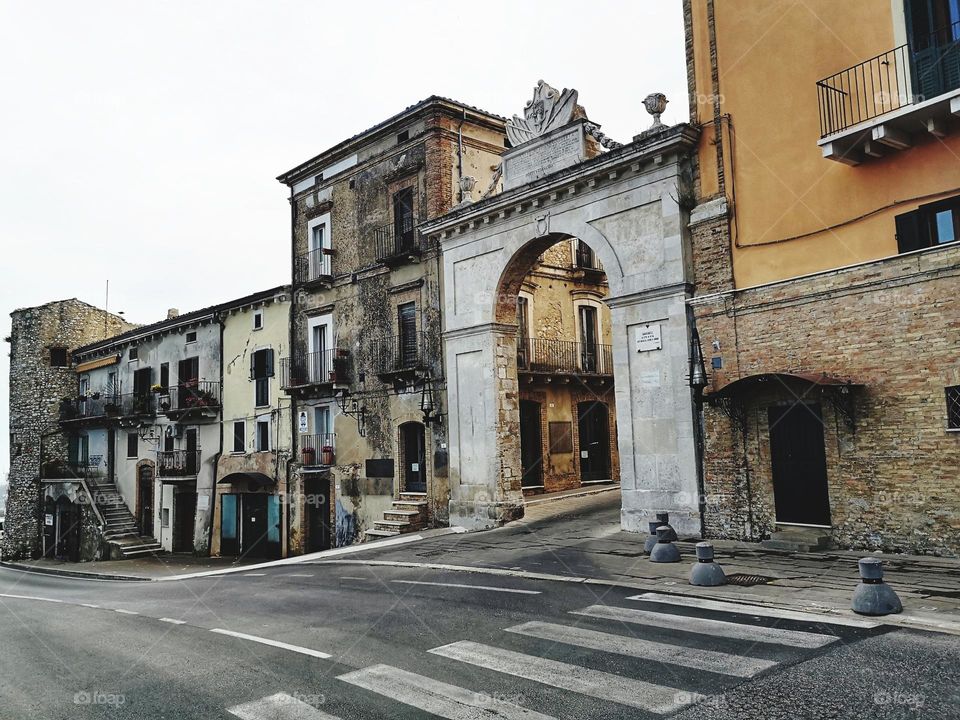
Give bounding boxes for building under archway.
[421,82,702,536]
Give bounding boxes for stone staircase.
[365,492,429,540]
[761,526,832,553]
[86,480,163,559]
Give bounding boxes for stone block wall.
[5,299,131,560]
[691,244,960,555]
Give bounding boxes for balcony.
[295,247,333,286]
[374,218,424,266]
[40,458,106,481]
[299,433,336,467]
[281,349,351,391]
[370,332,428,381]
[517,337,613,382]
[817,21,960,163]
[59,395,114,423]
[156,449,202,478]
[158,381,221,420]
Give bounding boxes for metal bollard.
[851,558,902,616]
[689,542,727,586]
[649,525,681,563]
[655,512,678,542]
[644,521,660,555]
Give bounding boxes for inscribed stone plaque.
[502,122,587,190]
[549,421,573,453]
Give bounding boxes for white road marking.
[114,609,138,615]
[81,603,99,608]
[227,692,340,720]
[428,641,691,714]
[210,629,332,659]
[338,576,368,581]
[283,573,314,578]
[572,605,838,649]
[0,593,63,603]
[243,573,267,577]
[338,664,555,719]
[159,617,186,625]
[627,592,880,629]
[507,621,777,678]
[391,579,541,595]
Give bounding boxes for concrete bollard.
[644,522,660,555]
[655,512,678,542]
[649,526,681,563]
[689,542,727,586]
[851,558,902,616]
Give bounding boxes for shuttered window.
[398,303,417,368]
[895,194,960,253]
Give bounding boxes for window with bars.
[947,385,960,430]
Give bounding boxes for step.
[398,493,428,502]
[392,501,428,510]
[761,529,831,553]
[119,545,163,558]
[365,529,401,540]
[374,520,415,529]
[384,510,421,522]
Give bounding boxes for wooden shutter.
[895,209,925,253]
[265,349,275,377]
[398,303,417,367]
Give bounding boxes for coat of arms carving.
[505,80,579,146]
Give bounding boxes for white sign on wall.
[636,324,662,352]
[45,514,54,527]
[298,411,309,434]
[197,495,210,512]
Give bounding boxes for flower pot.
[301,449,316,465]
[321,446,335,465]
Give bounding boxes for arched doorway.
[137,462,155,537]
[399,422,426,493]
[423,110,702,535]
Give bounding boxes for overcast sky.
[0,0,688,476]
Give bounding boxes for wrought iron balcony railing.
[281,349,351,389]
[373,217,423,264]
[295,247,333,285]
[516,337,613,376]
[299,433,336,466]
[156,449,202,477]
[40,458,106,480]
[158,381,221,415]
[369,332,428,376]
[817,21,960,137]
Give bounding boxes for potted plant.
[321,444,335,466]
[151,383,164,394]
[301,447,316,465]
[104,399,120,415]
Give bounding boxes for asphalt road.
[1,509,958,718]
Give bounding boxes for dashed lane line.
[210,629,332,659]
[390,579,541,595]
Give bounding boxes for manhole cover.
[725,573,776,587]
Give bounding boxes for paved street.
[2,497,959,719]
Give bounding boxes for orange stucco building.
[685,0,960,554]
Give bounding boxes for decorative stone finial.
[643,93,669,130]
[458,175,476,204]
[506,80,579,146]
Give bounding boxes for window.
[396,129,409,144]
[49,347,69,367]
[160,363,169,390]
[896,195,960,253]
[253,311,263,330]
[129,347,138,361]
[251,349,274,407]
[163,433,174,452]
[947,385,960,430]
[315,405,331,435]
[516,296,531,369]
[578,305,599,373]
[185,331,197,343]
[398,302,418,368]
[233,421,245,453]
[393,187,415,251]
[256,419,270,452]
[127,432,138,458]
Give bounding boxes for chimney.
[167,308,179,319]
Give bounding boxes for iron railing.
[156,449,202,477]
[817,21,960,136]
[281,349,351,389]
[299,433,336,466]
[60,394,115,421]
[369,332,428,375]
[517,337,613,376]
[118,392,156,417]
[295,247,333,284]
[158,381,221,414]
[373,217,423,263]
[40,458,106,480]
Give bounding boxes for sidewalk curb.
[0,561,148,583]
[313,558,960,636]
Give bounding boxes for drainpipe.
[456,109,466,202]
[205,311,226,556]
[286,188,298,557]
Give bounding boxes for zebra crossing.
[228,595,865,719]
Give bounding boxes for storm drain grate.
[725,573,776,587]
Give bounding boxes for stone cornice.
[443,322,518,340]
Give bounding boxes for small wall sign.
[45,514,54,527]
[298,411,309,434]
[636,324,662,352]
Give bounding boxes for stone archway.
[422,111,702,535]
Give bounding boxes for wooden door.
[519,400,544,488]
[768,404,831,526]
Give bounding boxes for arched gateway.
[421,83,702,535]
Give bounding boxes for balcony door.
[398,302,418,369]
[906,0,960,98]
[516,296,531,370]
[393,187,415,253]
[578,305,599,372]
[178,357,199,407]
[185,428,199,476]
[308,315,332,383]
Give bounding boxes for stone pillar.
[444,323,525,530]
[608,288,701,536]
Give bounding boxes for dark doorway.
[768,404,831,526]
[241,494,268,558]
[177,357,199,407]
[55,496,80,562]
[305,474,331,552]
[519,400,544,488]
[137,464,154,537]
[393,187,415,252]
[173,490,196,553]
[577,401,611,482]
[400,422,426,493]
[185,428,199,475]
